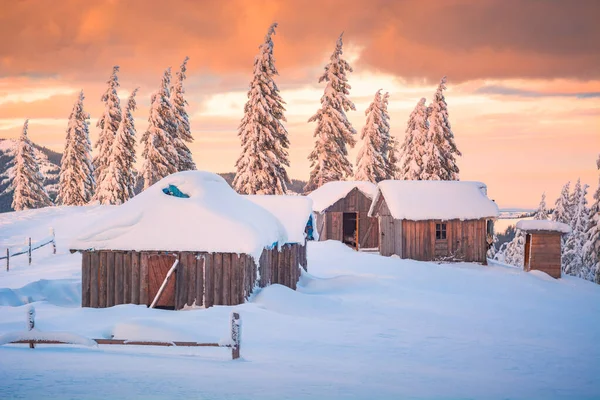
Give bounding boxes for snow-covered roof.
[307,181,377,213]
[369,180,499,221]
[516,220,572,234]
[245,195,313,244]
[71,171,287,259]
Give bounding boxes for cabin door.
[148,254,177,309]
[343,212,358,250]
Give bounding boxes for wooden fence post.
[28,237,32,265]
[6,248,9,271]
[51,228,56,254]
[231,312,241,360]
[27,306,35,349]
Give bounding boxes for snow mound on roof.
[308,181,377,213]
[71,171,287,259]
[371,180,499,221]
[245,195,313,244]
[516,220,571,234]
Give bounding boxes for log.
[106,252,115,307]
[90,252,99,308]
[231,312,241,360]
[131,252,140,304]
[214,254,223,305]
[99,252,107,308]
[140,252,149,305]
[123,252,131,303]
[114,252,124,305]
[204,253,214,308]
[196,254,205,307]
[81,252,91,307]
[223,253,231,305]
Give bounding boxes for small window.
[436,223,447,240]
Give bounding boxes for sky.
[0,0,599,208]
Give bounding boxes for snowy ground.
[1,207,599,399]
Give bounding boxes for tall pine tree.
[171,57,196,171]
[305,33,356,191]
[399,98,428,180]
[355,90,387,183]
[533,192,549,220]
[563,182,589,277]
[583,154,600,283]
[95,88,139,204]
[57,91,95,206]
[380,92,398,179]
[93,66,122,188]
[421,76,461,181]
[11,120,52,211]
[552,181,572,224]
[141,69,179,190]
[233,23,290,195]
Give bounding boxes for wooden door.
[148,254,177,308]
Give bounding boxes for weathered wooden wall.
[524,233,562,278]
[82,245,306,310]
[372,196,489,263]
[316,188,379,249]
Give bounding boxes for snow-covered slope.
[0,138,61,212]
[0,206,599,399]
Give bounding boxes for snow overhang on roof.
[307,181,377,213]
[369,180,499,221]
[70,171,287,260]
[245,195,314,244]
[516,220,572,234]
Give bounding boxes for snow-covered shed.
[516,220,571,279]
[245,195,314,278]
[71,171,302,310]
[369,180,499,263]
[307,181,379,250]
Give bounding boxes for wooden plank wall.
[399,219,488,263]
[528,233,562,278]
[320,188,378,250]
[82,246,304,310]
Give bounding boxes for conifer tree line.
[493,165,600,284]
[11,58,196,210]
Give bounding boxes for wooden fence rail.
[1,307,242,360]
[1,228,56,271]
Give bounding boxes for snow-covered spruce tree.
[233,23,290,195]
[583,154,600,284]
[95,88,139,204]
[552,181,572,225]
[171,56,196,172]
[141,69,179,190]
[380,92,398,179]
[421,77,461,181]
[355,90,387,183]
[93,66,122,187]
[569,178,583,230]
[11,120,52,211]
[503,228,526,268]
[487,234,499,259]
[399,98,428,180]
[533,192,549,220]
[57,91,95,206]
[563,183,589,277]
[305,33,356,191]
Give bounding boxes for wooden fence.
[1,228,56,271]
[1,306,242,360]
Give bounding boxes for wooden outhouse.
[71,171,300,310]
[369,180,499,263]
[308,181,379,250]
[246,194,315,276]
[516,220,571,279]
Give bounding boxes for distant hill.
[217,172,308,194]
[0,138,309,213]
[0,139,61,213]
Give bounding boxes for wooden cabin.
[71,171,300,310]
[516,220,571,279]
[246,194,314,274]
[308,181,379,250]
[369,180,499,263]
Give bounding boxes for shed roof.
[71,171,287,259]
[369,180,499,221]
[516,220,572,234]
[245,195,313,244]
[307,181,377,213]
